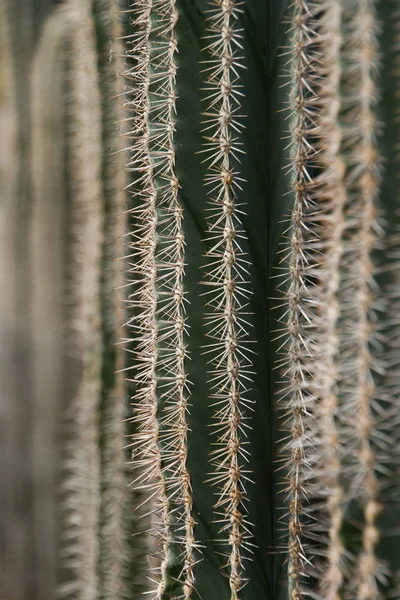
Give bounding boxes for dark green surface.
[376,0,400,583]
[174,1,292,598]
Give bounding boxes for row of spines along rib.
[124,0,254,597]
[29,1,142,599]
[200,0,254,597]
[124,0,197,598]
[93,1,149,599]
[282,1,400,599]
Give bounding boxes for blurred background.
[0,2,149,599]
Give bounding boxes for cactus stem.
[93,0,137,597]
[339,1,382,598]
[281,2,323,597]
[126,0,199,595]
[58,1,104,598]
[385,8,400,594]
[125,1,170,597]
[202,0,253,596]
[313,2,347,598]
[150,0,197,596]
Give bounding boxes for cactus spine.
[125,12,169,592]
[201,0,253,596]
[284,1,387,597]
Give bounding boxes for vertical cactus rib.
[125,0,198,596]
[59,1,103,598]
[149,0,197,596]
[281,2,322,597]
[93,0,134,598]
[339,1,382,598]
[311,2,347,598]
[126,0,197,593]
[201,1,253,596]
[30,7,72,598]
[124,1,170,597]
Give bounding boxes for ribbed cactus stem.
[202,0,252,596]
[125,1,170,596]
[60,1,103,598]
[30,7,72,598]
[314,2,346,597]
[339,1,382,598]
[150,0,196,595]
[93,0,134,597]
[285,2,321,597]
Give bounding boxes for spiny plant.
[0,2,55,598]
[124,0,400,598]
[30,7,73,597]
[1,1,144,599]
[200,0,255,595]
[93,0,138,597]
[336,3,384,598]
[2,0,400,599]
[124,1,197,597]
[280,1,400,599]
[280,2,348,597]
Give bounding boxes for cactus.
[29,2,146,599]
[2,0,400,599]
[30,7,74,599]
[94,0,148,597]
[337,3,383,598]
[200,1,253,596]
[60,2,103,599]
[0,2,54,598]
